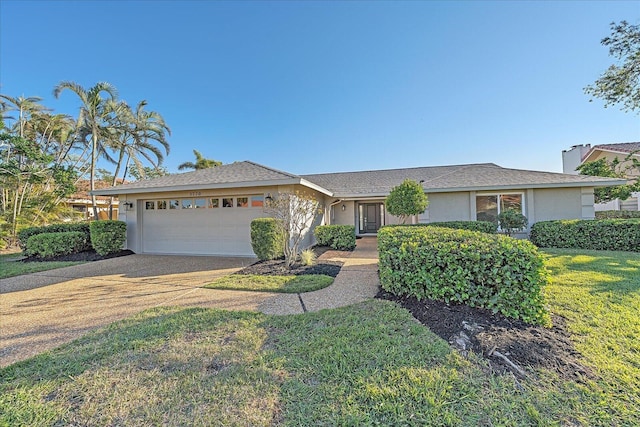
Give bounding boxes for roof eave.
[299,179,334,196]
[583,148,640,163]
[91,178,303,196]
[332,180,626,198]
[424,180,627,193]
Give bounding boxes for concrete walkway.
[259,237,380,315]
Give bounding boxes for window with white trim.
[476,193,524,224]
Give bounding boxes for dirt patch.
[376,290,595,381]
[22,249,135,263]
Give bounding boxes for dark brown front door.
[361,203,381,233]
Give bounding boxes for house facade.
[93,161,624,257]
[64,180,122,220]
[562,142,640,211]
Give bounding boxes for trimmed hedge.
[530,219,640,252]
[423,221,497,234]
[387,221,497,234]
[25,231,88,259]
[314,225,356,250]
[595,210,640,219]
[378,226,549,325]
[90,220,127,256]
[18,223,91,251]
[251,218,284,260]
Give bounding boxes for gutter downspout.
[328,199,343,225]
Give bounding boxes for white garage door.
[141,195,266,256]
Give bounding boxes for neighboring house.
[562,142,640,211]
[64,180,121,220]
[92,161,624,257]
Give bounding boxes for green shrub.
[250,218,284,260]
[389,221,497,234]
[90,220,127,256]
[378,226,549,325]
[18,223,91,251]
[25,231,88,259]
[314,225,356,250]
[595,210,640,219]
[421,221,497,234]
[530,219,640,251]
[498,211,528,236]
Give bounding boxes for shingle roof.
[93,160,626,197]
[93,161,302,195]
[591,142,640,154]
[302,163,624,196]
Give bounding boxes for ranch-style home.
[92,161,624,257]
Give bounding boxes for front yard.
[0,253,83,280]
[1,249,638,425]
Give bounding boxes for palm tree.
[53,81,118,219]
[107,100,171,218]
[178,149,221,171]
[110,100,171,183]
[0,95,48,138]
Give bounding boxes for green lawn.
[205,274,334,293]
[0,253,83,279]
[1,249,638,425]
[542,248,640,418]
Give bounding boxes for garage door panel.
[142,201,266,256]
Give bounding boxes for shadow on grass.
[0,307,257,385]
[542,248,640,296]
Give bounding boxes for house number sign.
[189,191,202,196]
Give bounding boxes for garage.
[141,194,267,256]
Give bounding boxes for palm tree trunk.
[90,132,99,219]
[109,146,127,220]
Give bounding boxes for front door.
[360,203,382,233]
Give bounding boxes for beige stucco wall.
[117,184,323,253]
[328,200,356,226]
[425,192,472,222]
[532,187,589,221]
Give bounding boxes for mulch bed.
[22,249,135,263]
[235,259,343,278]
[376,289,595,381]
[234,245,346,278]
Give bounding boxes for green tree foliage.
[577,155,640,203]
[0,117,79,245]
[385,179,428,224]
[584,21,640,114]
[1,83,171,246]
[54,81,118,219]
[107,100,170,185]
[104,99,170,218]
[128,166,169,181]
[178,150,222,171]
[498,210,528,236]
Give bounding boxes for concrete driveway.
[0,255,275,367]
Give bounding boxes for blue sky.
[1,1,638,175]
